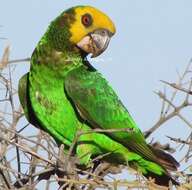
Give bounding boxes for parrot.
[18,5,179,186]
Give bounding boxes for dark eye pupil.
[82,14,92,27]
[84,17,89,23]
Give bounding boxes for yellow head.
[46,5,116,57]
[69,6,116,44]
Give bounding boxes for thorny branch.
[0,47,192,189]
[145,63,192,138]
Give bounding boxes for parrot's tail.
[146,145,180,186]
[149,145,180,171]
[144,170,179,186]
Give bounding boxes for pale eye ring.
[81,13,93,27]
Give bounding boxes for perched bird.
[19,5,179,186]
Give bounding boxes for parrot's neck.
[30,37,85,79]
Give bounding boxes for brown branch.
[0,124,60,161]
[56,177,168,190]
[0,46,9,69]
[145,85,192,138]
[8,58,30,64]
[167,136,192,146]
[0,169,11,189]
[161,80,192,95]
[0,135,55,166]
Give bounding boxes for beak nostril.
[101,30,106,35]
[101,30,114,37]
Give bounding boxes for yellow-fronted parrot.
[18,5,179,186]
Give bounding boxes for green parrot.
[18,5,179,186]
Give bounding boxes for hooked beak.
[77,29,114,58]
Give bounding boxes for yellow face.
[69,6,116,44]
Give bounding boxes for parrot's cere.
[18,5,179,186]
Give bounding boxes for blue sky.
[0,0,192,186]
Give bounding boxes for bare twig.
[145,63,192,138]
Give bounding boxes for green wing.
[18,73,157,169]
[18,73,29,120]
[65,66,159,164]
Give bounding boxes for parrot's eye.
[81,14,93,27]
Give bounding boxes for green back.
[18,66,165,176]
